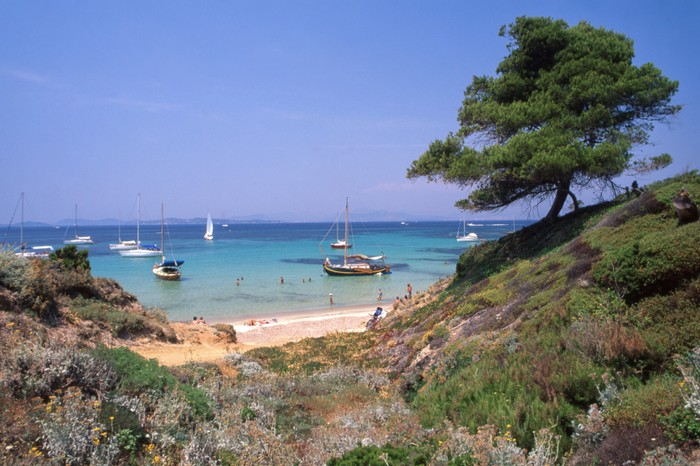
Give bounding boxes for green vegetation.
[50,244,91,272]
[407,16,679,221]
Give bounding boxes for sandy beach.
[129,303,386,366]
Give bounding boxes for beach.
[129,303,386,366]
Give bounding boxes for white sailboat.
[14,193,54,258]
[109,215,137,250]
[456,220,479,242]
[119,194,161,257]
[63,204,94,245]
[153,203,184,280]
[204,212,214,241]
[330,213,352,249]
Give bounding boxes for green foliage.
[606,374,682,428]
[0,250,29,291]
[327,442,431,465]
[50,245,91,272]
[70,297,146,337]
[246,331,377,375]
[592,221,700,302]
[93,345,213,420]
[660,407,700,444]
[407,16,679,220]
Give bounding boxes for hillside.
[1,172,699,464]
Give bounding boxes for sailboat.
[456,220,479,242]
[63,204,94,244]
[330,213,352,249]
[322,198,390,276]
[109,215,137,250]
[153,203,184,280]
[119,194,161,257]
[13,193,54,258]
[204,212,214,241]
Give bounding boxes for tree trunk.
[544,179,571,222]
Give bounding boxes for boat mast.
[19,193,24,248]
[160,203,165,263]
[74,204,78,238]
[136,194,141,247]
[343,198,349,265]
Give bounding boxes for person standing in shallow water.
[407,283,412,299]
[329,293,333,305]
[377,288,383,301]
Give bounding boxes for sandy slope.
[128,305,380,366]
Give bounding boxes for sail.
[204,212,214,240]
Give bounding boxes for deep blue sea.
[2,221,528,323]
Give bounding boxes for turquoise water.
[3,221,527,322]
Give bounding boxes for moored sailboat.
[119,194,161,257]
[153,203,184,280]
[109,215,137,250]
[12,193,54,258]
[330,214,352,249]
[456,220,479,242]
[63,204,94,245]
[322,198,389,276]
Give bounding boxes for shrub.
[2,342,117,399]
[660,407,700,444]
[50,245,90,272]
[327,442,431,465]
[93,345,213,420]
[70,297,146,337]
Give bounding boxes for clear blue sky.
[2,0,698,224]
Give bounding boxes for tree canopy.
[407,16,680,221]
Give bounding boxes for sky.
[1,0,698,224]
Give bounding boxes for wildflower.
[154,455,161,464]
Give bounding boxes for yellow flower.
[154,455,161,464]
[5,322,15,327]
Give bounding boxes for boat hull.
[119,248,161,257]
[153,266,181,280]
[64,237,94,245]
[330,242,352,249]
[323,263,390,276]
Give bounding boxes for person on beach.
[329,292,333,305]
[407,283,412,299]
[377,288,383,301]
[393,297,400,310]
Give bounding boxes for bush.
[327,443,431,465]
[93,345,213,420]
[70,297,146,337]
[660,407,700,444]
[50,245,90,272]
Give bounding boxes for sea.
[2,221,529,323]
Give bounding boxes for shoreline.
[127,278,449,366]
[129,301,393,366]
